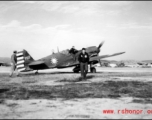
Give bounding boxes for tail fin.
[16,49,34,72]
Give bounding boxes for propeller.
[98,41,105,50]
[97,41,105,55]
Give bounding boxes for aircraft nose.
[97,47,100,54]
[98,49,100,53]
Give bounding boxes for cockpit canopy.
[60,49,70,55]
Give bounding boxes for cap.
[13,50,17,53]
[82,48,86,50]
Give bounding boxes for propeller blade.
[98,41,105,49]
[97,41,105,55]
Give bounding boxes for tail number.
[25,56,31,60]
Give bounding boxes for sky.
[0,1,152,60]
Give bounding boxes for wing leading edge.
[89,52,125,62]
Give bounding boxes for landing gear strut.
[73,65,80,73]
[90,67,96,73]
[90,63,96,73]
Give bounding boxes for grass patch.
[132,98,152,104]
[22,80,37,84]
[0,80,152,100]
[0,72,152,100]
[6,103,18,107]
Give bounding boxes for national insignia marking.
[51,57,58,64]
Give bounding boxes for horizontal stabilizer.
[28,61,45,66]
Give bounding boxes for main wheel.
[73,70,79,73]
[73,66,80,73]
[90,67,96,73]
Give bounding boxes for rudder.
[16,49,34,72]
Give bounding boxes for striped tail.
[16,49,34,72]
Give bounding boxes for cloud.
[24,1,133,16]
[0,1,152,61]
[4,20,20,27]
[0,20,102,59]
[105,21,152,30]
[16,1,37,4]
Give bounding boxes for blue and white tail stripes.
[16,50,26,72]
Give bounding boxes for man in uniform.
[69,46,78,54]
[69,46,78,61]
[78,48,89,80]
[9,50,19,77]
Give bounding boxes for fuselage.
[36,46,99,69]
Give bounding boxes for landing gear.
[90,63,96,73]
[90,67,96,73]
[73,64,97,73]
[73,65,80,73]
[73,70,79,73]
[35,70,39,74]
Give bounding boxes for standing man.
[69,46,78,54]
[9,50,19,77]
[69,46,78,61]
[78,48,89,80]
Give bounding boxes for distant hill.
[102,59,141,65]
[119,60,135,65]
[0,57,11,63]
[142,60,152,63]
[101,59,152,65]
[101,60,118,63]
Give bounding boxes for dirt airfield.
[0,67,152,119]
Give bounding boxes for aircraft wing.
[57,52,125,68]
[89,52,125,63]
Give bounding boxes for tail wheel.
[35,70,39,74]
[90,67,96,73]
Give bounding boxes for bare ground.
[0,67,152,119]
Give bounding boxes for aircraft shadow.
[19,71,104,77]
[57,75,95,83]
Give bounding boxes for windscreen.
[61,49,70,55]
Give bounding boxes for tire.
[73,70,79,73]
[91,67,96,73]
[73,66,80,73]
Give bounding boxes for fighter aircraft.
[0,62,6,66]
[16,41,125,73]
[0,57,11,66]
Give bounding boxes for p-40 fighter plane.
[16,41,125,74]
